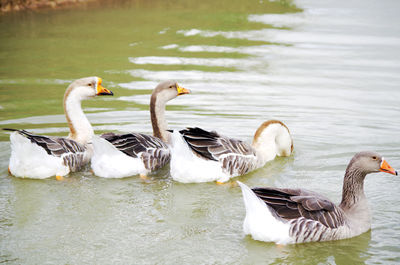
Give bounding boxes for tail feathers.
[237,181,291,244]
[3,128,32,137]
[91,135,146,178]
[237,181,269,216]
[3,128,19,132]
[8,131,68,178]
[92,135,120,155]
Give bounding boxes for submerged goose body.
[170,120,293,183]
[238,151,398,244]
[91,81,190,178]
[6,77,113,179]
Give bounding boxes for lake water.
[0,0,399,264]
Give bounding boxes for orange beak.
[96,77,113,96]
[380,159,398,175]
[176,83,191,96]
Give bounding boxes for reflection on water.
[1,0,400,264]
[274,232,372,264]
[242,232,371,264]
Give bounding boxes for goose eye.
[88,83,92,86]
[372,156,377,160]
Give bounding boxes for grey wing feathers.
[10,129,87,171]
[252,187,346,229]
[178,127,221,161]
[179,127,257,175]
[101,132,170,171]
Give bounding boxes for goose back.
[9,129,87,172]
[179,127,258,176]
[101,132,170,171]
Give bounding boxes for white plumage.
[237,181,292,244]
[169,121,293,183]
[91,136,147,178]
[9,132,70,179]
[169,130,228,183]
[237,152,398,244]
[91,81,190,178]
[6,76,113,179]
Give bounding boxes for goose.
[237,151,398,244]
[90,80,190,178]
[169,120,293,183]
[5,77,113,179]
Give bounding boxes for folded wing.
[179,127,257,175]
[10,129,87,171]
[252,187,346,229]
[101,132,170,171]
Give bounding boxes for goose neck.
[64,89,94,145]
[251,122,292,166]
[253,140,277,167]
[339,167,367,210]
[150,93,169,142]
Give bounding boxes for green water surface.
[1,0,400,264]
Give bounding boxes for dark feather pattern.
[179,127,257,175]
[101,132,170,171]
[7,129,87,172]
[252,187,345,229]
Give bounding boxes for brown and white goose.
[169,120,293,183]
[90,80,190,178]
[5,77,113,179]
[238,151,398,244]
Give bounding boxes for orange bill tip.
[96,85,113,96]
[176,83,191,95]
[96,78,113,96]
[380,159,397,175]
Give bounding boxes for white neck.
[64,88,94,145]
[252,123,292,167]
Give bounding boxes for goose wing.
[101,132,170,171]
[252,187,346,229]
[6,129,87,171]
[179,127,257,175]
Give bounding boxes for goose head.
[150,80,190,142]
[64,76,113,101]
[252,120,293,162]
[347,151,397,176]
[151,80,190,104]
[340,151,397,209]
[63,77,113,145]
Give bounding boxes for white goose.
[238,151,398,244]
[91,80,190,178]
[169,120,293,183]
[5,77,113,179]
